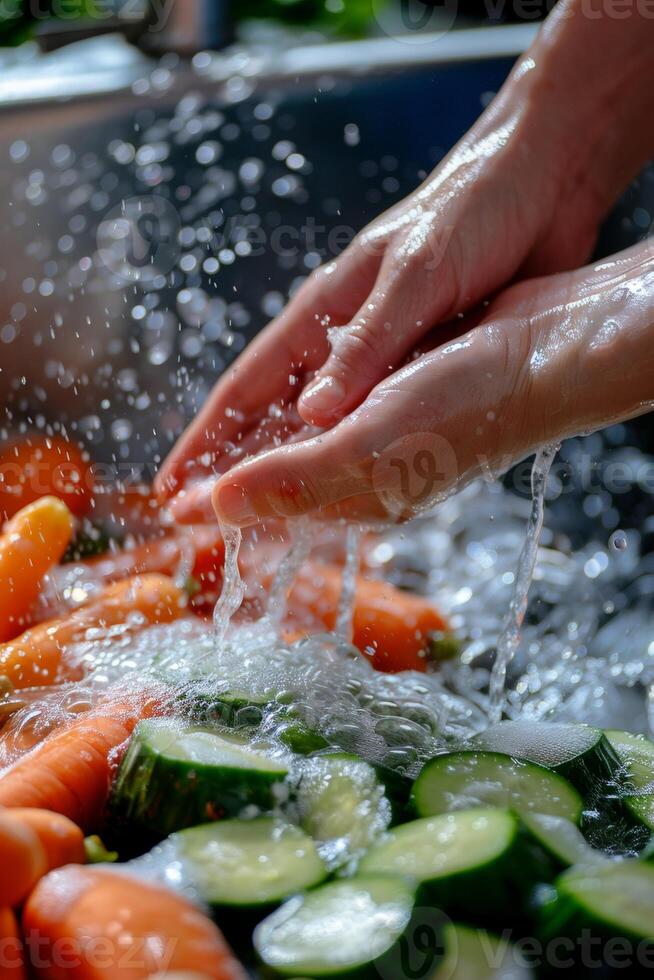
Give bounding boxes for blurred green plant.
[0,0,99,46]
[237,0,381,37]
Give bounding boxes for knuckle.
[331,324,388,382]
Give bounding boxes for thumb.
[211,425,375,527]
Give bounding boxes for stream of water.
[487,445,559,723]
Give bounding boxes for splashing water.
[264,516,312,634]
[336,524,361,643]
[212,522,245,648]
[488,445,559,723]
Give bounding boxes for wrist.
[489,2,654,221]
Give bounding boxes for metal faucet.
[33,0,233,55]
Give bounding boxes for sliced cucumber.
[430,923,535,979]
[541,861,654,969]
[254,874,443,979]
[173,817,327,909]
[412,751,583,823]
[520,813,607,870]
[606,729,654,830]
[473,720,621,799]
[295,754,391,868]
[111,719,289,836]
[358,807,553,927]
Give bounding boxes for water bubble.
[610,531,628,552]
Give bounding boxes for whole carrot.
[0,698,156,830]
[287,561,449,673]
[83,526,225,591]
[0,907,26,978]
[0,574,186,689]
[0,497,74,643]
[24,866,246,979]
[0,809,85,908]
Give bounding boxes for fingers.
[156,244,377,500]
[298,215,459,428]
[211,310,534,527]
[211,421,376,527]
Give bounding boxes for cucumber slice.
[254,875,443,979]
[173,817,327,909]
[111,719,289,836]
[473,720,621,798]
[358,807,553,927]
[541,861,654,968]
[295,754,391,868]
[412,751,583,823]
[520,813,607,869]
[431,923,535,979]
[605,729,654,829]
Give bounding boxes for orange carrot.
[0,698,156,830]
[0,813,46,908]
[0,498,75,643]
[8,810,86,872]
[0,809,85,908]
[24,866,246,979]
[0,435,93,522]
[0,574,186,689]
[0,908,26,978]
[286,562,449,673]
[83,526,225,591]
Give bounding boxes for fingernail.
[300,375,346,414]
[213,483,257,526]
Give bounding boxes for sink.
[0,26,652,484]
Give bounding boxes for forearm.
[523,239,654,447]
[486,0,654,217]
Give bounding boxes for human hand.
[207,240,654,525]
[156,53,604,517]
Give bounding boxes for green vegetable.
[295,753,391,867]
[473,720,621,799]
[606,729,654,829]
[520,813,607,870]
[540,861,654,972]
[111,719,289,837]
[254,874,443,979]
[412,750,583,823]
[358,807,553,927]
[174,817,327,910]
[84,835,118,864]
[431,922,535,979]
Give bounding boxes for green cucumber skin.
[111,738,285,837]
[555,734,622,802]
[411,751,584,825]
[474,723,622,800]
[416,824,555,931]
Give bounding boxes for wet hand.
[210,241,654,525]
